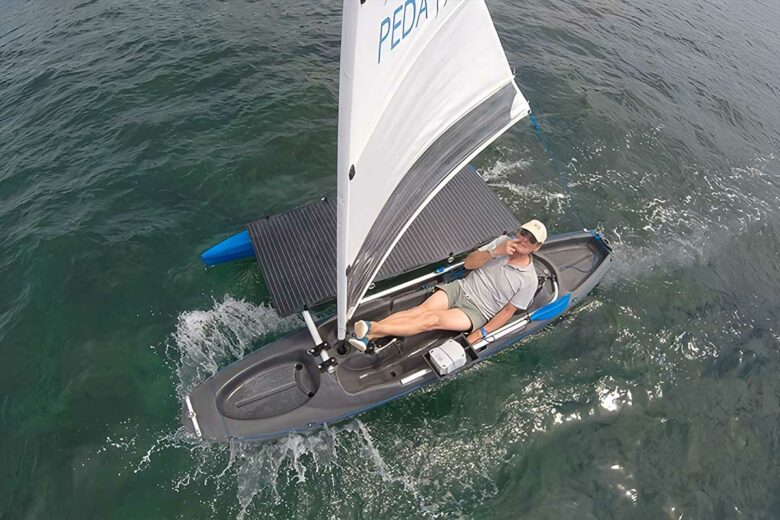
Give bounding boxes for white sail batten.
[337,0,530,338]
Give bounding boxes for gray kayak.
[183,229,613,442]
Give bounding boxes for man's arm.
[464,237,523,270]
[466,302,518,344]
[463,249,494,270]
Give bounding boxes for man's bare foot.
[353,320,371,339]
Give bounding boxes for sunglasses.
[518,228,538,245]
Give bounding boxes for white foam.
[229,427,341,516]
[596,377,633,413]
[489,180,567,213]
[477,156,533,182]
[170,295,302,396]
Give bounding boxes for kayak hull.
[184,230,613,442]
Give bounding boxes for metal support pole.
[303,309,335,372]
[360,261,464,304]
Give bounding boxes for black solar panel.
[247,165,519,316]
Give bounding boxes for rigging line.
[529,112,587,229]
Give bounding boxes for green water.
[1,0,779,518]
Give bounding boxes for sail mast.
[336,2,359,340]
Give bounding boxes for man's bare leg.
[358,290,448,339]
[369,308,471,338]
[370,290,450,328]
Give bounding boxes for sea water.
[1,0,779,517]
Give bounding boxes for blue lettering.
[417,0,428,27]
[378,17,391,63]
[391,5,403,50]
[378,0,437,64]
[402,0,416,38]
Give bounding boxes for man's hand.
[465,237,521,270]
[494,239,522,257]
[466,330,483,344]
[467,302,517,345]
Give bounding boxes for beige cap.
[521,219,547,244]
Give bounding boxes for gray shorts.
[435,280,488,331]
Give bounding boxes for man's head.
[515,219,546,253]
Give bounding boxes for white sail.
[337,0,530,338]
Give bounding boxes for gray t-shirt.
[458,235,538,318]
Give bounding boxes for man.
[349,219,547,351]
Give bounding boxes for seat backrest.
[525,254,557,313]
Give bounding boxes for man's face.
[514,229,542,254]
